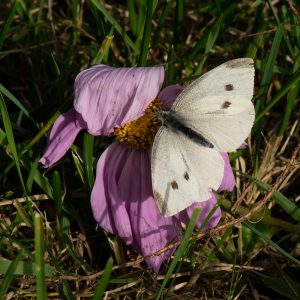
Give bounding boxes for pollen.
[114,98,165,150]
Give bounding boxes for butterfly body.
[151,58,255,216]
[157,110,214,148]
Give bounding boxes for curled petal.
[91,142,132,242]
[176,194,221,230]
[219,153,235,191]
[74,65,164,136]
[40,109,85,167]
[158,85,184,109]
[91,143,181,272]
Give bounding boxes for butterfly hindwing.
[151,127,224,216]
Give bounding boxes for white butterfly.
[151,58,255,216]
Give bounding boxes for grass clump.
[0,0,300,299]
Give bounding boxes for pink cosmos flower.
[40,65,235,272]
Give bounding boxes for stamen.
[114,98,165,150]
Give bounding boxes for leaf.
[92,257,113,300]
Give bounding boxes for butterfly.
[151,58,255,216]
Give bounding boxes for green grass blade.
[244,221,300,266]
[21,156,54,199]
[277,53,300,136]
[50,53,61,77]
[253,24,283,172]
[194,14,223,75]
[52,171,62,217]
[221,197,300,234]
[255,65,300,122]
[0,127,6,144]
[92,27,114,65]
[92,257,113,300]
[127,0,137,35]
[260,272,300,300]
[0,258,56,276]
[63,282,75,300]
[267,0,295,58]
[173,0,184,50]
[0,83,37,126]
[63,233,92,274]
[254,179,300,222]
[34,213,47,299]
[71,146,86,184]
[0,93,26,193]
[26,157,39,193]
[245,3,266,58]
[83,133,95,190]
[207,227,232,260]
[34,0,46,35]
[152,0,172,45]
[138,0,153,66]
[0,0,19,50]
[165,44,176,85]
[14,200,33,227]
[257,24,284,101]
[90,0,139,55]
[156,208,200,299]
[0,250,23,299]
[0,100,71,181]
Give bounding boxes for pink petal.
[219,153,235,191]
[91,142,132,242]
[39,109,84,167]
[91,142,181,272]
[118,148,181,272]
[74,65,164,136]
[176,194,221,230]
[158,85,184,109]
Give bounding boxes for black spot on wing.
[225,84,234,91]
[183,171,189,181]
[221,101,231,109]
[170,180,179,190]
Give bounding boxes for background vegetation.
[0,0,300,298]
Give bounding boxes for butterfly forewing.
[171,58,255,152]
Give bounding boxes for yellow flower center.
[114,98,165,150]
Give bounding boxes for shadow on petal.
[158,85,184,109]
[219,153,235,191]
[176,194,221,230]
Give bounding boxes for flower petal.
[91,142,133,242]
[219,153,235,191]
[40,109,84,167]
[158,84,184,109]
[74,65,164,135]
[176,194,221,230]
[91,143,181,272]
